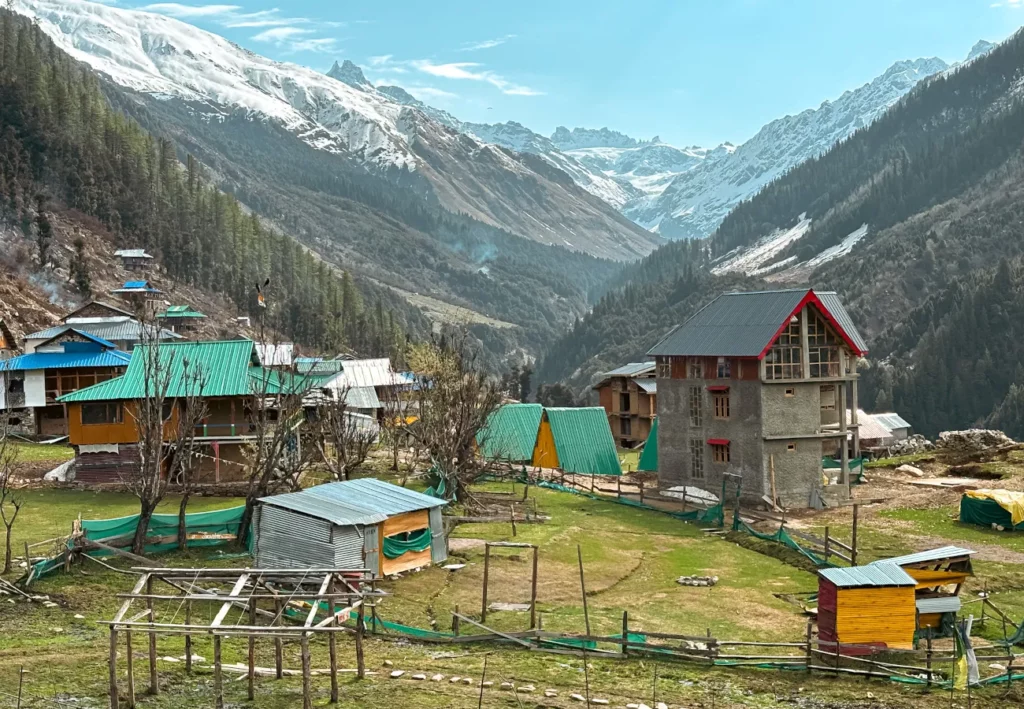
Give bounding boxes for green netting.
[734,519,834,567]
[822,457,867,484]
[535,480,724,527]
[382,528,432,559]
[30,505,248,579]
[960,496,1021,530]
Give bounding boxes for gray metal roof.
[323,358,403,389]
[259,478,445,526]
[874,412,912,432]
[819,563,916,588]
[114,249,153,259]
[873,546,975,567]
[916,596,961,614]
[344,386,381,410]
[647,289,867,358]
[603,362,655,378]
[636,380,657,395]
[26,318,180,343]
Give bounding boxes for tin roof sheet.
[817,291,869,354]
[637,417,658,472]
[0,349,130,372]
[478,403,543,462]
[874,412,912,432]
[545,407,622,475]
[603,362,655,378]
[330,358,403,389]
[636,380,657,395]
[114,249,153,259]
[819,563,916,588]
[344,386,381,410]
[26,319,179,344]
[916,596,961,614]
[874,546,975,567]
[296,357,346,375]
[259,478,445,526]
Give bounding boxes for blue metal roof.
[819,563,915,588]
[873,546,975,567]
[0,349,131,371]
[259,478,445,527]
[113,280,162,293]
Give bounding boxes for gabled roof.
[874,412,912,432]
[296,357,345,375]
[26,319,180,344]
[344,386,381,410]
[113,280,162,294]
[0,349,131,372]
[36,328,118,351]
[159,305,207,319]
[873,546,975,568]
[323,358,403,389]
[57,340,260,402]
[637,417,658,472]
[62,301,133,321]
[819,563,916,588]
[114,249,153,259]
[604,362,656,378]
[259,478,445,526]
[544,407,622,475]
[478,403,543,462]
[647,289,867,359]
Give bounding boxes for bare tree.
[313,384,379,481]
[168,395,207,551]
[236,363,317,547]
[0,415,22,574]
[378,381,415,472]
[402,330,502,500]
[122,311,208,555]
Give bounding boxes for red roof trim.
[706,385,730,392]
[707,438,730,446]
[756,290,866,360]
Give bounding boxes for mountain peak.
[967,40,996,62]
[550,126,639,150]
[327,59,370,89]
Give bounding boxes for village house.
[157,305,207,335]
[648,289,868,508]
[112,280,163,318]
[0,330,131,436]
[23,300,179,354]
[592,361,657,449]
[57,339,305,484]
[113,248,154,272]
[0,320,17,361]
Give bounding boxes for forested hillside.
[0,9,421,357]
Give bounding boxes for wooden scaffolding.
[102,567,382,709]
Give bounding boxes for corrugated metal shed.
[58,340,259,402]
[874,412,912,432]
[345,386,381,410]
[851,411,893,441]
[0,349,130,371]
[478,403,543,462]
[874,546,975,567]
[545,407,622,476]
[324,358,402,389]
[637,417,658,471]
[38,329,118,350]
[259,479,445,526]
[636,380,657,395]
[26,318,179,344]
[647,289,867,357]
[603,362,655,378]
[819,563,916,588]
[916,596,961,614]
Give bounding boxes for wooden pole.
[301,634,312,709]
[328,578,338,703]
[804,620,813,672]
[926,635,933,688]
[530,547,539,630]
[510,505,517,537]
[851,504,859,566]
[274,598,283,679]
[582,646,591,706]
[621,611,629,657]
[16,666,23,709]
[481,544,491,623]
[769,454,778,509]
[453,604,461,637]
[248,595,257,701]
[213,635,223,709]
[184,601,192,675]
[823,526,830,562]
[355,598,366,680]
[577,545,591,636]
[477,655,488,709]
[23,542,31,588]
[125,630,135,708]
[109,626,119,709]
[146,576,157,696]
[639,480,645,504]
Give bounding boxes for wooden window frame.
[765,319,803,380]
[688,386,703,427]
[711,443,730,464]
[716,357,731,379]
[713,392,730,420]
[688,358,703,379]
[81,402,123,426]
[689,438,705,479]
[656,358,671,379]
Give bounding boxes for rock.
[50,627,63,633]
[450,676,461,683]
[431,674,444,681]
[545,689,559,697]
[42,601,59,608]
[73,614,85,619]
[462,677,473,685]
[500,681,514,690]
[889,434,934,456]
[482,681,494,688]
[570,694,587,702]
[895,464,924,477]
[443,564,466,571]
[677,575,717,587]
[411,673,427,680]
[383,660,393,667]
[638,704,652,709]
[389,670,405,678]
[592,700,609,706]
[937,429,1013,455]
[656,703,668,709]
[627,704,639,709]
[518,684,535,693]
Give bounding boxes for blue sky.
[137,0,1024,146]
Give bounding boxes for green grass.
[879,505,1024,554]
[864,451,935,469]
[9,441,74,464]
[617,448,640,472]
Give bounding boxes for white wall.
[24,371,46,408]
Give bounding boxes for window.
[8,378,22,394]
[787,442,796,452]
[619,392,631,412]
[713,393,730,419]
[688,358,703,379]
[688,387,703,427]
[716,357,731,379]
[656,358,671,379]
[785,388,795,397]
[621,418,632,436]
[808,312,841,378]
[81,402,122,425]
[689,439,705,479]
[711,443,730,463]
[765,318,803,380]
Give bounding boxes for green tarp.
[545,407,622,476]
[960,495,1022,531]
[382,528,432,558]
[637,417,658,471]
[477,403,543,462]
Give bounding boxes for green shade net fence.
[29,505,248,579]
[382,528,432,559]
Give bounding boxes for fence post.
[805,619,813,673]
[530,547,539,630]
[481,544,491,623]
[621,611,629,657]
[851,504,859,566]
[823,526,830,562]
[926,635,933,688]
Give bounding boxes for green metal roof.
[159,305,207,319]
[637,417,658,472]
[477,403,543,462]
[545,407,622,476]
[58,340,260,402]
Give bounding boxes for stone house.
[592,362,657,448]
[648,289,868,508]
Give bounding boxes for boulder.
[895,464,925,477]
[936,429,1014,455]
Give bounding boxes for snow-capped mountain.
[630,56,952,239]
[550,127,639,150]
[13,0,660,261]
[564,141,721,199]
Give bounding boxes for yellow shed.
[817,563,917,654]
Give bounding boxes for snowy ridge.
[711,219,870,279]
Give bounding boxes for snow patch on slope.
[801,224,869,269]
[711,216,812,275]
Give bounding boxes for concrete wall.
[761,382,823,437]
[24,371,46,408]
[763,439,825,507]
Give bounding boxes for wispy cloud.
[410,59,543,96]
[250,26,338,53]
[991,0,1023,7]
[252,26,309,42]
[142,3,241,17]
[459,34,516,52]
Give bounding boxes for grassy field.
[9,441,75,464]
[0,481,1019,707]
